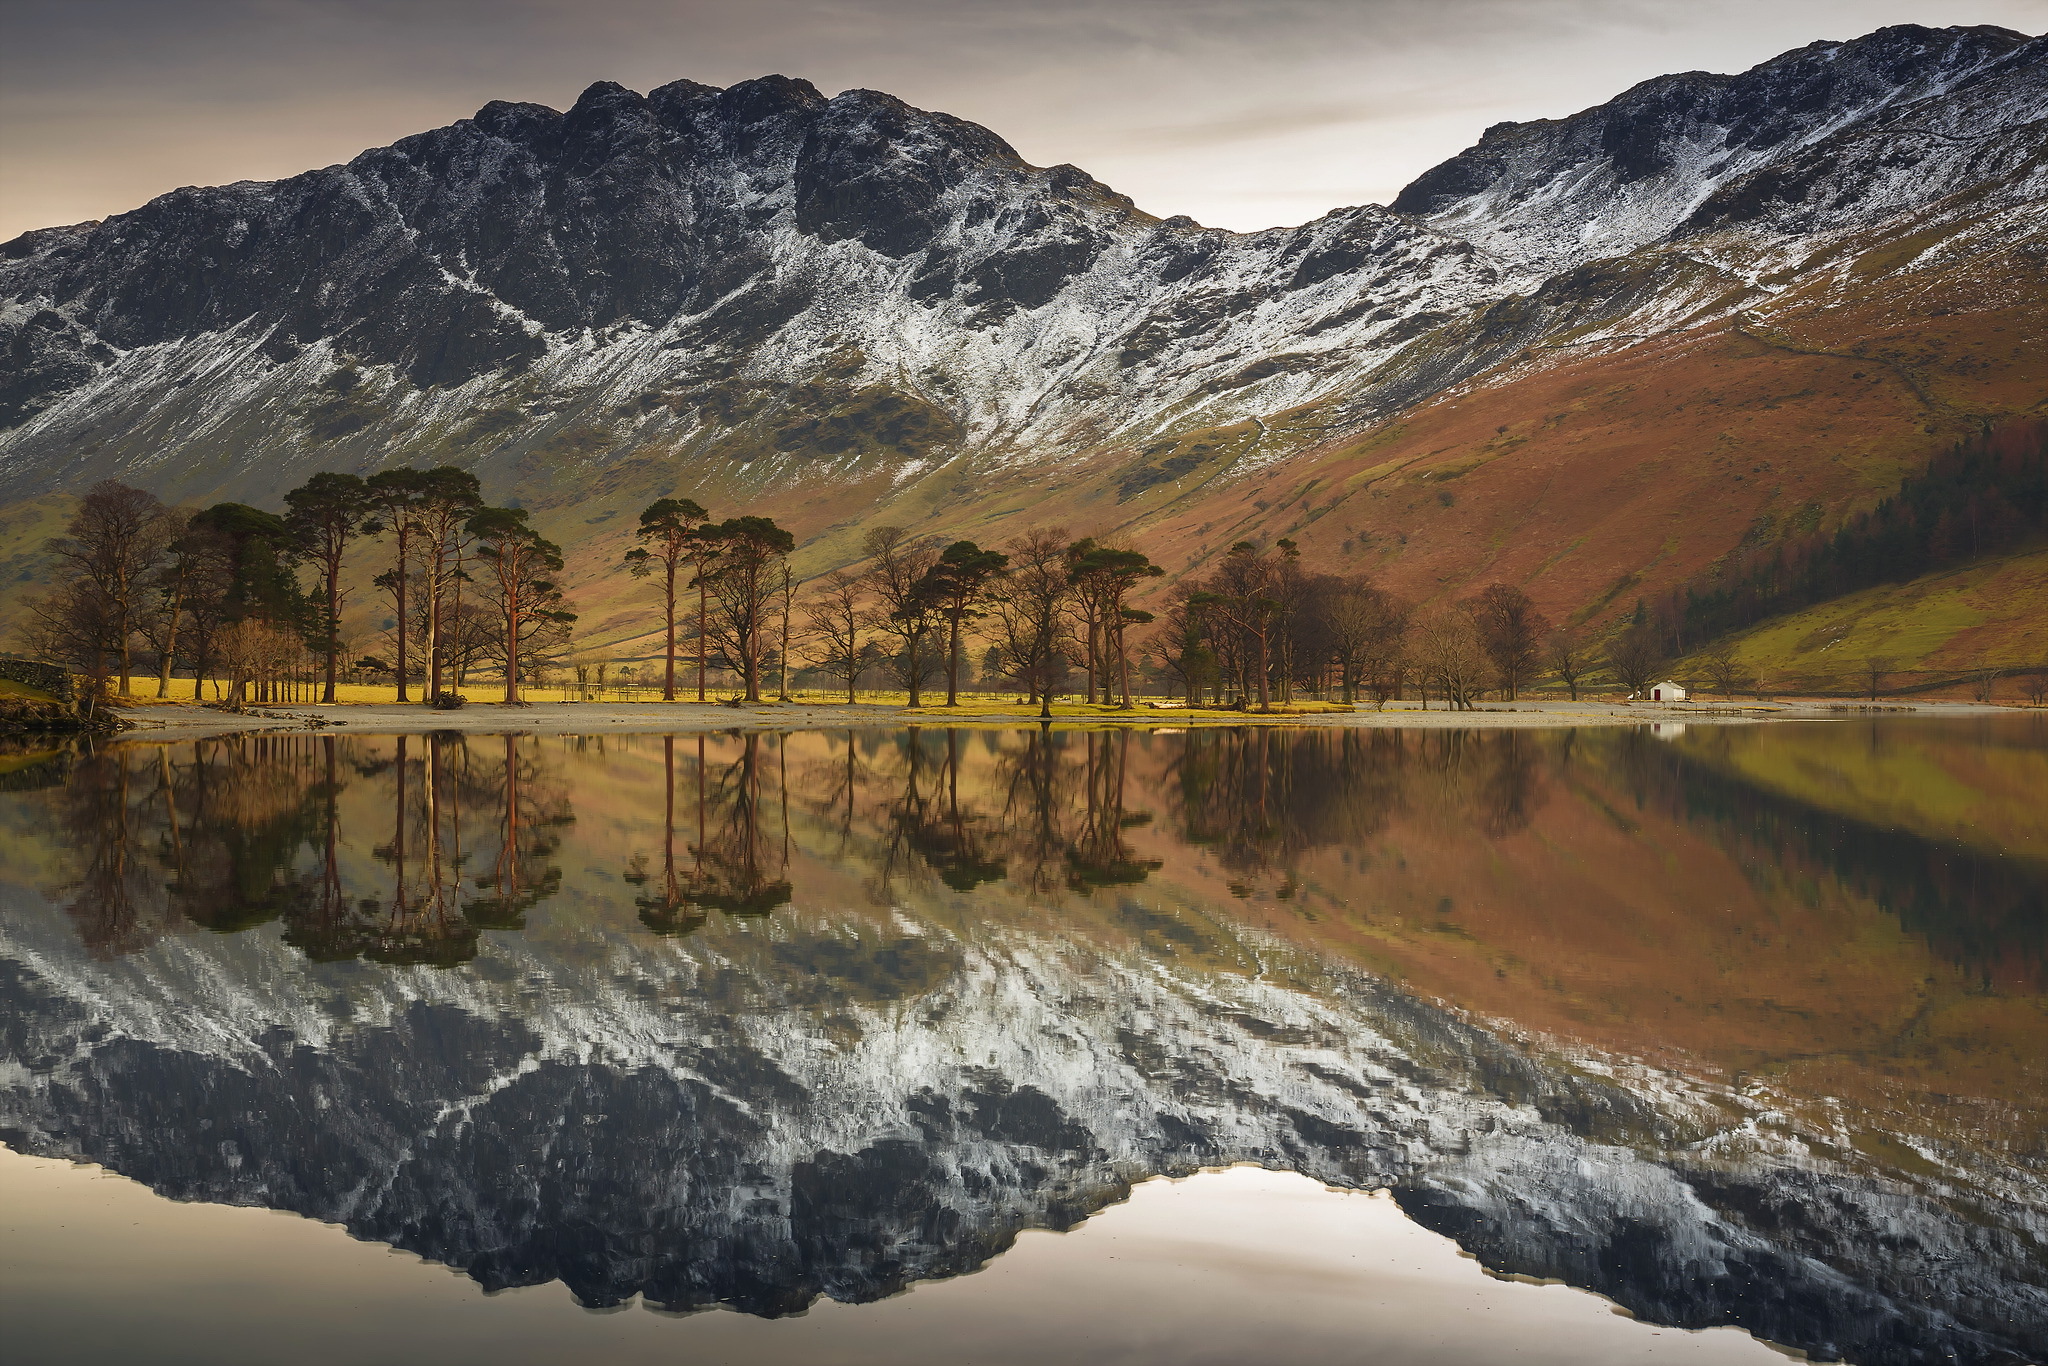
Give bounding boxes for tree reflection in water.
[37,733,571,967]
[636,731,792,934]
[27,723,2046,997]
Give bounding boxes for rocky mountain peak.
[1392,22,2039,272]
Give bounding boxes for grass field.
[1677,546,2048,694]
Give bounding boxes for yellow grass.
[898,698,1353,719]
[109,678,1356,717]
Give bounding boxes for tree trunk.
[503,565,520,706]
[663,559,678,702]
[393,527,411,703]
[778,597,792,702]
[945,610,962,705]
[1085,617,1099,704]
[425,538,443,705]
[155,582,184,699]
[323,548,342,703]
[1114,623,1133,708]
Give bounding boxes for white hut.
[1649,680,1688,702]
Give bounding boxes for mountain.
[1,24,2043,654]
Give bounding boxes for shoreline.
[89,696,2022,742]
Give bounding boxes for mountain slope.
[1,23,2043,650]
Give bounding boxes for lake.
[0,718,2042,1365]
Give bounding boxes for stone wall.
[0,657,80,703]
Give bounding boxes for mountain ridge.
[1,22,2043,655]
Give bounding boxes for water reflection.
[1,719,2044,1366]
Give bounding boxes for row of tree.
[631,505,1633,713]
[25,470,574,705]
[26,468,1686,710]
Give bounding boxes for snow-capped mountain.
[0,22,2040,552]
[1395,24,2046,273]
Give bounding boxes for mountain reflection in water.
[0,720,2042,1366]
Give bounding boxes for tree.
[283,472,376,702]
[42,480,177,693]
[1314,574,1405,705]
[410,467,483,703]
[1067,542,1163,707]
[1702,641,1747,698]
[918,541,1010,706]
[623,497,709,701]
[861,526,943,706]
[990,528,1074,719]
[1609,620,1665,697]
[698,516,796,702]
[187,503,308,659]
[467,507,575,705]
[775,558,798,702]
[134,509,198,697]
[1470,583,1550,701]
[802,568,868,703]
[1411,605,1489,710]
[1189,543,1279,711]
[215,618,299,705]
[1267,539,1308,703]
[1147,585,1217,705]
[170,519,240,699]
[364,468,429,701]
[1546,628,1595,701]
[1862,655,1894,702]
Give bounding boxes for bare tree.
[860,526,943,705]
[802,568,868,703]
[1702,641,1747,698]
[1470,583,1550,701]
[42,480,177,693]
[1190,542,1279,711]
[1316,575,1406,705]
[1609,622,1664,698]
[990,527,1074,719]
[1411,605,1489,710]
[1862,655,1894,702]
[1546,628,1595,701]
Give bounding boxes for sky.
[3,0,2044,240]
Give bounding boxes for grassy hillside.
[1681,546,2048,694]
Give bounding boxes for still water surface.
[0,719,2041,1365]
